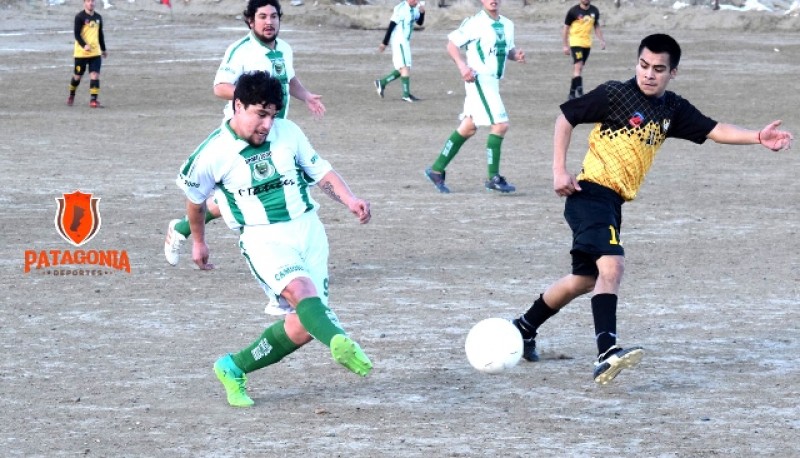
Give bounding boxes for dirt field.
[2,0,799,456]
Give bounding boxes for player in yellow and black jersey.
[562,0,605,100]
[511,34,793,385]
[67,0,107,108]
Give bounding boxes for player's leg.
[214,316,310,407]
[425,116,476,193]
[568,47,586,100]
[375,47,403,98]
[473,78,514,192]
[67,58,86,106]
[88,56,102,108]
[397,43,418,102]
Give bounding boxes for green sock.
[432,131,467,172]
[401,76,410,97]
[381,70,400,86]
[174,211,218,237]
[486,133,503,177]
[231,320,300,373]
[295,297,345,347]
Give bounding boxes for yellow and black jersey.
[561,78,718,201]
[73,10,105,58]
[565,4,600,48]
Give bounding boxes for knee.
[491,122,509,136]
[285,314,313,345]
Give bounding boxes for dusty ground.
[1,0,799,456]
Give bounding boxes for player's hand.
[192,240,215,270]
[349,198,371,224]
[600,40,606,50]
[513,49,526,63]
[554,170,581,197]
[759,120,794,152]
[563,45,570,56]
[378,43,386,53]
[305,93,326,119]
[459,64,476,82]
[84,44,92,52]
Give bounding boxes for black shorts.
[564,181,624,277]
[73,56,102,76]
[570,47,591,64]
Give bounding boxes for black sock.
[574,76,583,95]
[591,293,617,356]
[517,294,558,340]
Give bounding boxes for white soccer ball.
[464,317,523,374]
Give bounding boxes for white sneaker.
[264,294,293,316]
[164,219,186,266]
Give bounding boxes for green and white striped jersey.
[177,118,333,230]
[448,10,515,80]
[214,33,296,119]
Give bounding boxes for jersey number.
[608,225,620,245]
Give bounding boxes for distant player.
[374,0,426,103]
[511,34,793,384]
[424,0,525,194]
[67,0,107,108]
[562,0,605,100]
[175,71,372,407]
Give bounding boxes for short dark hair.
[233,71,285,114]
[638,34,681,69]
[243,0,283,24]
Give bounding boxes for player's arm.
[594,23,606,50]
[553,114,581,196]
[561,23,571,55]
[316,170,371,224]
[98,18,107,57]
[707,120,794,152]
[447,40,474,82]
[186,199,214,270]
[213,83,235,101]
[74,14,88,50]
[289,76,325,119]
[379,21,397,52]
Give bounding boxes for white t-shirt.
[447,10,515,79]
[176,118,333,230]
[213,32,296,119]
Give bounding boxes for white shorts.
[392,40,412,70]
[461,75,508,127]
[238,210,330,308]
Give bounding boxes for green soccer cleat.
[213,354,254,407]
[330,334,373,377]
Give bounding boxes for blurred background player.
[511,33,793,385]
[424,0,525,194]
[165,0,325,276]
[175,71,373,407]
[374,0,426,103]
[562,0,605,100]
[67,0,107,108]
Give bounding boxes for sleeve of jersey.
[666,97,718,144]
[176,150,217,205]
[447,20,471,48]
[74,14,86,47]
[560,84,610,126]
[291,123,332,182]
[213,44,240,86]
[564,9,576,26]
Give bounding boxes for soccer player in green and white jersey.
[176,71,373,407]
[374,0,426,102]
[165,0,324,285]
[424,0,525,194]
